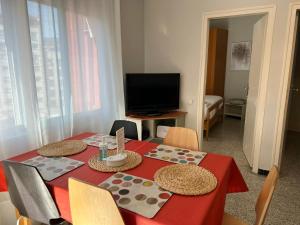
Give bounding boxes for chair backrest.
[69,178,125,225]
[163,127,199,151]
[109,120,138,140]
[255,166,279,225]
[3,160,60,224]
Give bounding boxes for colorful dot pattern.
[98,172,173,218]
[22,156,84,181]
[82,134,131,149]
[144,144,207,165]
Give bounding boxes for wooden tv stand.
[126,111,187,140]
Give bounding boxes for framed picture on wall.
[230,41,252,71]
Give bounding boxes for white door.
[243,15,267,166]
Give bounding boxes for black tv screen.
[125,73,180,114]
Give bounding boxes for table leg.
[147,120,156,139]
[15,209,32,225]
[175,116,185,127]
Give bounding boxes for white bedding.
[204,95,223,119]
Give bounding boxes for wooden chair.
[163,127,199,151]
[222,166,279,225]
[68,178,125,225]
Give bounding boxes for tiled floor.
[0,192,45,225]
[203,117,300,225]
[0,192,17,225]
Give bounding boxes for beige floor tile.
[202,117,300,225]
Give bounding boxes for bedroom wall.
[144,0,295,170]
[224,16,261,101]
[120,0,145,74]
[210,16,261,100]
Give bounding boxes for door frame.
[196,5,276,173]
[273,3,300,171]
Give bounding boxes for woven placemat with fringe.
[88,150,142,172]
[37,140,87,157]
[154,164,217,195]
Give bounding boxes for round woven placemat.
[37,140,87,157]
[154,164,217,195]
[88,150,142,172]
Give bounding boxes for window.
[0,3,23,130]
[28,1,63,118]
[27,0,101,118]
[0,0,103,133]
[65,11,100,113]
[0,0,122,158]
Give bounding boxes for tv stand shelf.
[126,111,187,140]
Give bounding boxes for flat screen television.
[125,73,180,115]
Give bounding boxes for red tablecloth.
[0,133,248,225]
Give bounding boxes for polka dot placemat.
[22,156,84,181]
[88,150,142,172]
[154,164,217,195]
[144,144,207,165]
[83,134,131,149]
[37,140,87,157]
[99,172,173,218]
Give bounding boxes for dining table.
[0,132,248,225]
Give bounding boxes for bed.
[203,95,224,140]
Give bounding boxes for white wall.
[120,0,145,73]
[144,0,295,170]
[144,2,203,129]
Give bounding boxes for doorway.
[202,15,266,168]
[197,5,276,173]
[278,11,300,178]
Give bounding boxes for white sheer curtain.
[0,0,124,160]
